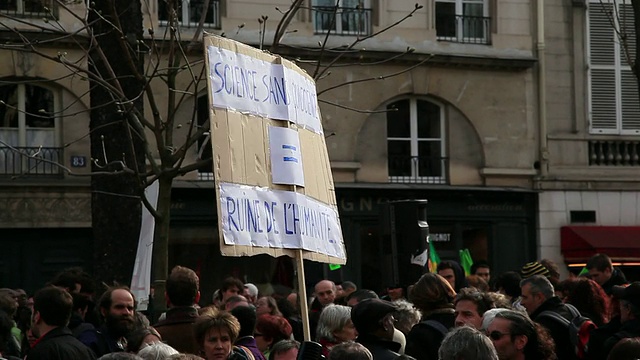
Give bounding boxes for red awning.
[561,226,640,263]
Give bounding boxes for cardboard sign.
[204,35,346,264]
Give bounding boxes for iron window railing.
[0,0,55,19]
[0,146,63,177]
[388,155,449,184]
[158,0,221,29]
[436,14,491,45]
[313,6,372,36]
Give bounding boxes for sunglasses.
[488,331,511,341]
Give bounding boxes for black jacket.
[600,268,628,296]
[356,334,401,360]
[405,310,455,360]
[27,327,96,360]
[531,297,578,360]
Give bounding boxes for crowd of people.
[0,253,639,359]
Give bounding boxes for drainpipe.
[537,0,548,176]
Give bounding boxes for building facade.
[3,0,627,293]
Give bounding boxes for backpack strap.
[564,303,581,318]
[537,310,570,327]
[421,320,449,337]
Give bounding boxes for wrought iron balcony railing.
[388,155,449,184]
[589,140,640,166]
[0,0,55,19]
[0,146,63,177]
[313,6,372,36]
[436,14,491,45]
[158,0,221,29]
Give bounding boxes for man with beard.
[80,286,137,357]
[28,286,96,359]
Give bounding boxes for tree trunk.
[89,0,146,288]
[150,174,174,322]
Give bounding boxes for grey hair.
[328,341,372,360]
[520,275,554,299]
[392,300,422,335]
[98,354,144,360]
[438,326,498,360]
[137,343,179,360]
[316,304,352,342]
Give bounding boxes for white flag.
[131,181,159,311]
[410,249,428,267]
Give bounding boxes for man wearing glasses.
[485,310,555,360]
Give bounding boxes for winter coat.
[27,327,96,360]
[530,296,578,360]
[154,306,200,355]
[405,310,455,360]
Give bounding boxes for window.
[588,1,640,134]
[435,0,490,44]
[386,98,447,184]
[158,0,221,29]
[0,82,60,176]
[312,0,372,36]
[0,0,54,18]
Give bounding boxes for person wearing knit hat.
[520,262,550,279]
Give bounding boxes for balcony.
[0,0,55,19]
[436,14,491,45]
[158,0,221,29]
[0,147,64,178]
[388,155,449,184]
[313,6,372,36]
[589,140,640,166]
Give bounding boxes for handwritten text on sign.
[207,46,323,134]
[220,182,345,259]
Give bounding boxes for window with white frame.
[588,1,640,134]
[0,0,54,18]
[387,98,447,184]
[312,0,372,36]
[158,0,221,29]
[0,82,59,175]
[435,0,490,44]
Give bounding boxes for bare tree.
[0,0,424,311]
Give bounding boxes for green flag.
[428,240,440,273]
[460,249,474,276]
[578,267,589,277]
[329,264,341,271]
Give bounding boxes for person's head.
[31,286,73,337]
[328,341,373,360]
[392,299,422,335]
[519,275,554,315]
[224,295,249,311]
[539,259,560,284]
[167,355,205,360]
[437,261,457,289]
[351,298,397,340]
[97,354,144,360]
[194,307,240,360]
[137,342,179,360]
[613,282,640,324]
[487,310,555,360]
[345,289,378,307]
[220,277,244,304]
[256,296,282,317]
[607,337,640,360]
[316,304,357,343]
[340,281,357,298]
[410,273,455,314]
[50,267,94,295]
[0,310,13,354]
[126,326,162,352]
[99,286,137,337]
[230,305,258,338]
[565,278,609,325]
[471,261,491,283]
[243,283,259,304]
[454,288,495,329]
[314,280,336,307]
[166,266,200,307]
[268,339,299,360]
[255,314,293,352]
[438,326,498,360]
[520,262,550,280]
[493,272,522,301]
[0,292,17,318]
[586,253,614,286]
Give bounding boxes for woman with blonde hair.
[405,273,456,360]
[194,307,249,360]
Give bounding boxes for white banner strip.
[207,46,323,134]
[220,182,345,259]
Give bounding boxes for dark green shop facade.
[169,184,538,298]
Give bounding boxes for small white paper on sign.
[269,127,305,187]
